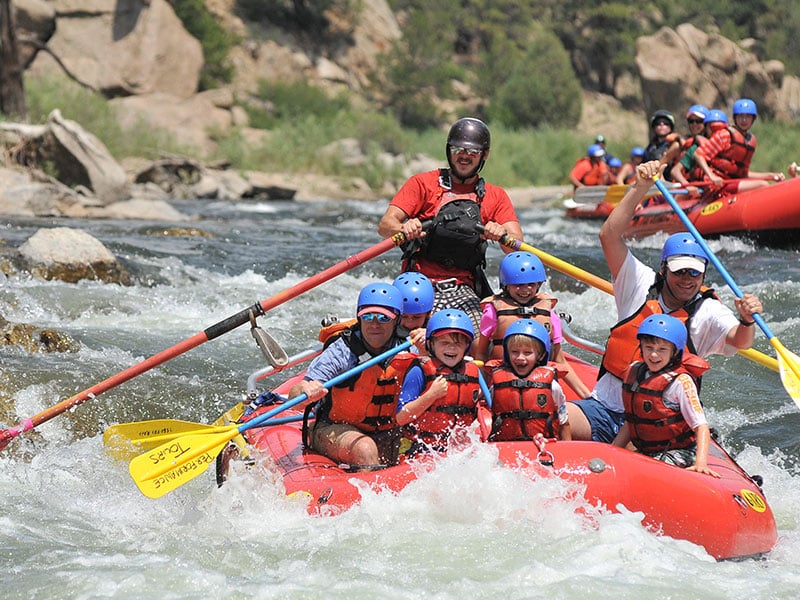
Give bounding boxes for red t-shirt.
[389,169,518,284]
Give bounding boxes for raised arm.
[598,160,664,278]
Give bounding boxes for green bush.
[488,28,582,129]
[24,74,193,160]
[172,0,237,90]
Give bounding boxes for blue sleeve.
[397,365,426,412]
[305,338,357,383]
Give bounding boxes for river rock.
[18,227,131,284]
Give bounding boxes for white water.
[2,200,800,598]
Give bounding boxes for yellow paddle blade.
[129,430,237,498]
[771,338,800,406]
[103,419,229,461]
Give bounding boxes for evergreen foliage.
[172,0,237,90]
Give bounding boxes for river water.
[2,196,799,599]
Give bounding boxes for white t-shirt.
[592,250,739,413]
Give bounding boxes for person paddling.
[378,117,523,330]
[693,98,785,193]
[567,160,764,443]
[290,282,415,470]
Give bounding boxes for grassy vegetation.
[20,74,800,189]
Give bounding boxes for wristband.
[738,317,755,327]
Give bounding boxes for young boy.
[475,251,592,399]
[487,319,571,441]
[612,314,720,477]
[396,309,482,452]
[393,272,434,352]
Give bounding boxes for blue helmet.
[608,157,623,168]
[425,309,474,349]
[587,144,605,158]
[686,104,709,120]
[637,314,687,361]
[704,109,729,125]
[499,252,546,287]
[503,319,550,366]
[357,282,403,316]
[631,146,645,158]
[392,272,434,315]
[661,233,709,264]
[733,98,758,119]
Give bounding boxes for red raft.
[216,352,777,561]
[564,177,800,245]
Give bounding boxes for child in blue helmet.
[488,319,571,441]
[396,309,483,453]
[475,251,592,399]
[393,272,435,352]
[613,315,718,477]
[290,282,415,469]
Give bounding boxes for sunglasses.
[671,268,703,278]
[653,119,672,127]
[687,118,705,125]
[360,312,394,323]
[449,146,482,156]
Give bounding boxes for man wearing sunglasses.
[378,117,523,330]
[290,282,415,470]
[567,160,764,443]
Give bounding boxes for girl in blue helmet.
[396,309,484,453]
[567,160,763,444]
[670,104,710,192]
[613,315,718,477]
[289,282,415,469]
[694,98,785,193]
[475,251,593,399]
[488,319,571,441]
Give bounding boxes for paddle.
[129,340,413,498]
[654,177,800,405]
[105,414,308,460]
[0,232,411,453]
[488,228,778,373]
[104,345,324,460]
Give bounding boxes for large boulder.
[27,0,202,99]
[39,110,130,204]
[636,24,797,120]
[18,227,131,284]
[14,0,57,68]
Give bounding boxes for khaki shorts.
[311,420,400,466]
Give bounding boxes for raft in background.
[563,177,800,246]
[216,351,777,561]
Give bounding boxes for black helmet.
[446,118,491,151]
[650,109,675,129]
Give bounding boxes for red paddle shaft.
[0,232,408,451]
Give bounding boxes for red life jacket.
[621,355,710,453]
[480,292,556,360]
[709,127,757,178]
[408,357,482,446]
[599,285,717,380]
[489,364,560,440]
[326,335,416,432]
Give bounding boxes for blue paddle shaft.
[237,340,413,433]
[653,178,774,339]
